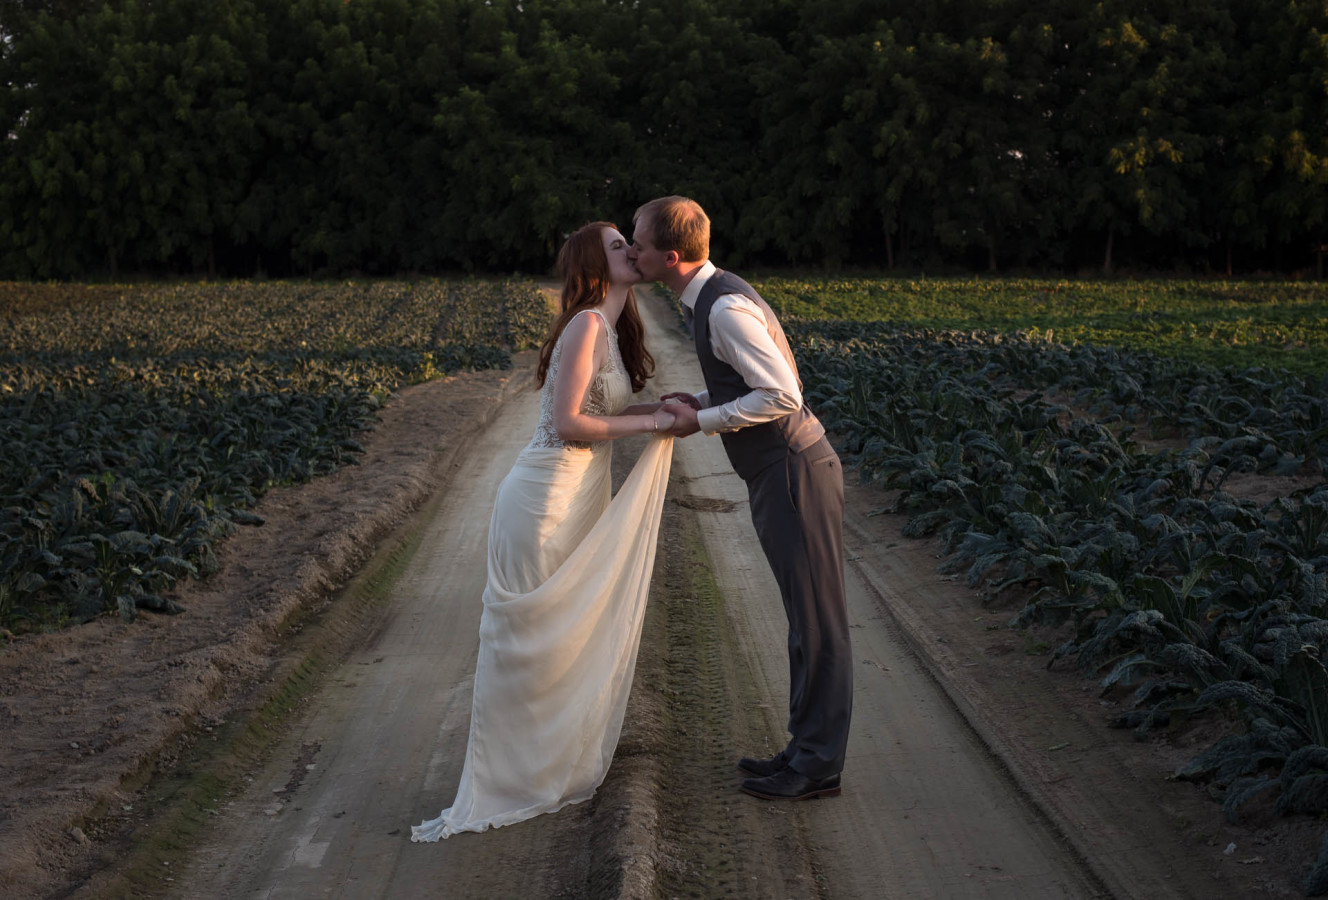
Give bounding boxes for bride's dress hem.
[409,789,597,843]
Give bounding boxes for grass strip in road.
[637,491,825,899]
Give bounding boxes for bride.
[411,222,676,842]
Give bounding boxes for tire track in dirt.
[154,381,613,899]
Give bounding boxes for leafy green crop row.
[791,324,1328,892]
[0,280,552,629]
[769,277,1328,893]
[757,276,1328,377]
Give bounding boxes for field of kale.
[0,280,551,631]
[762,276,1328,894]
[762,276,1328,377]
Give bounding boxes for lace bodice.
[530,309,633,449]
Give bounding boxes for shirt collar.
[677,260,716,311]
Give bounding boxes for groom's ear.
[664,249,680,269]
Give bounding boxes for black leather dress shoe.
[740,767,841,801]
[737,752,788,778]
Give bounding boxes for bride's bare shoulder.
[560,309,607,357]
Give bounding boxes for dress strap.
[574,307,613,334]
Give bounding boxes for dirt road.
[154,290,1245,899]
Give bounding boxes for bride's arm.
[553,315,674,441]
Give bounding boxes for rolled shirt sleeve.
[695,295,802,435]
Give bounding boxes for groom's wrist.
[696,407,722,435]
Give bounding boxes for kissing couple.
[412,196,853,842]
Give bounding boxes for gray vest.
[692,270,825,481]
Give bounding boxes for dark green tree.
[3,0,1328,277]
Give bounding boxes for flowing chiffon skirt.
[411,435,673,841]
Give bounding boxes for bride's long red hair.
[537,222,655,393]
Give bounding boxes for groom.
[628,196,852,801]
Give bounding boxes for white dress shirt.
[677,262,803,435]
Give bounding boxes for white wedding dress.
[412,308,673,842]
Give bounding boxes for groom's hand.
[664,403,701,437]
[660,392,702,411]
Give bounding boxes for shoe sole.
[739,784,841,801]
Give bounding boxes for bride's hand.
[652,405,676,433]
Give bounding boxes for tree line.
[2,0,1327,279]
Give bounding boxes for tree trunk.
[208,238,217,279]
[107,241,118,280]
[1102,226,1114,275]
[883,208,895,270]
[987,238,997,273]
[1226,236,1233,277]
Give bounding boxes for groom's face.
[628,216,671,282]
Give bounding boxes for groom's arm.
[696,296,801,435]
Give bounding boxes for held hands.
[651,405,677,434]
[659,396,701,438]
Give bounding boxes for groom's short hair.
[634,196,709,262]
